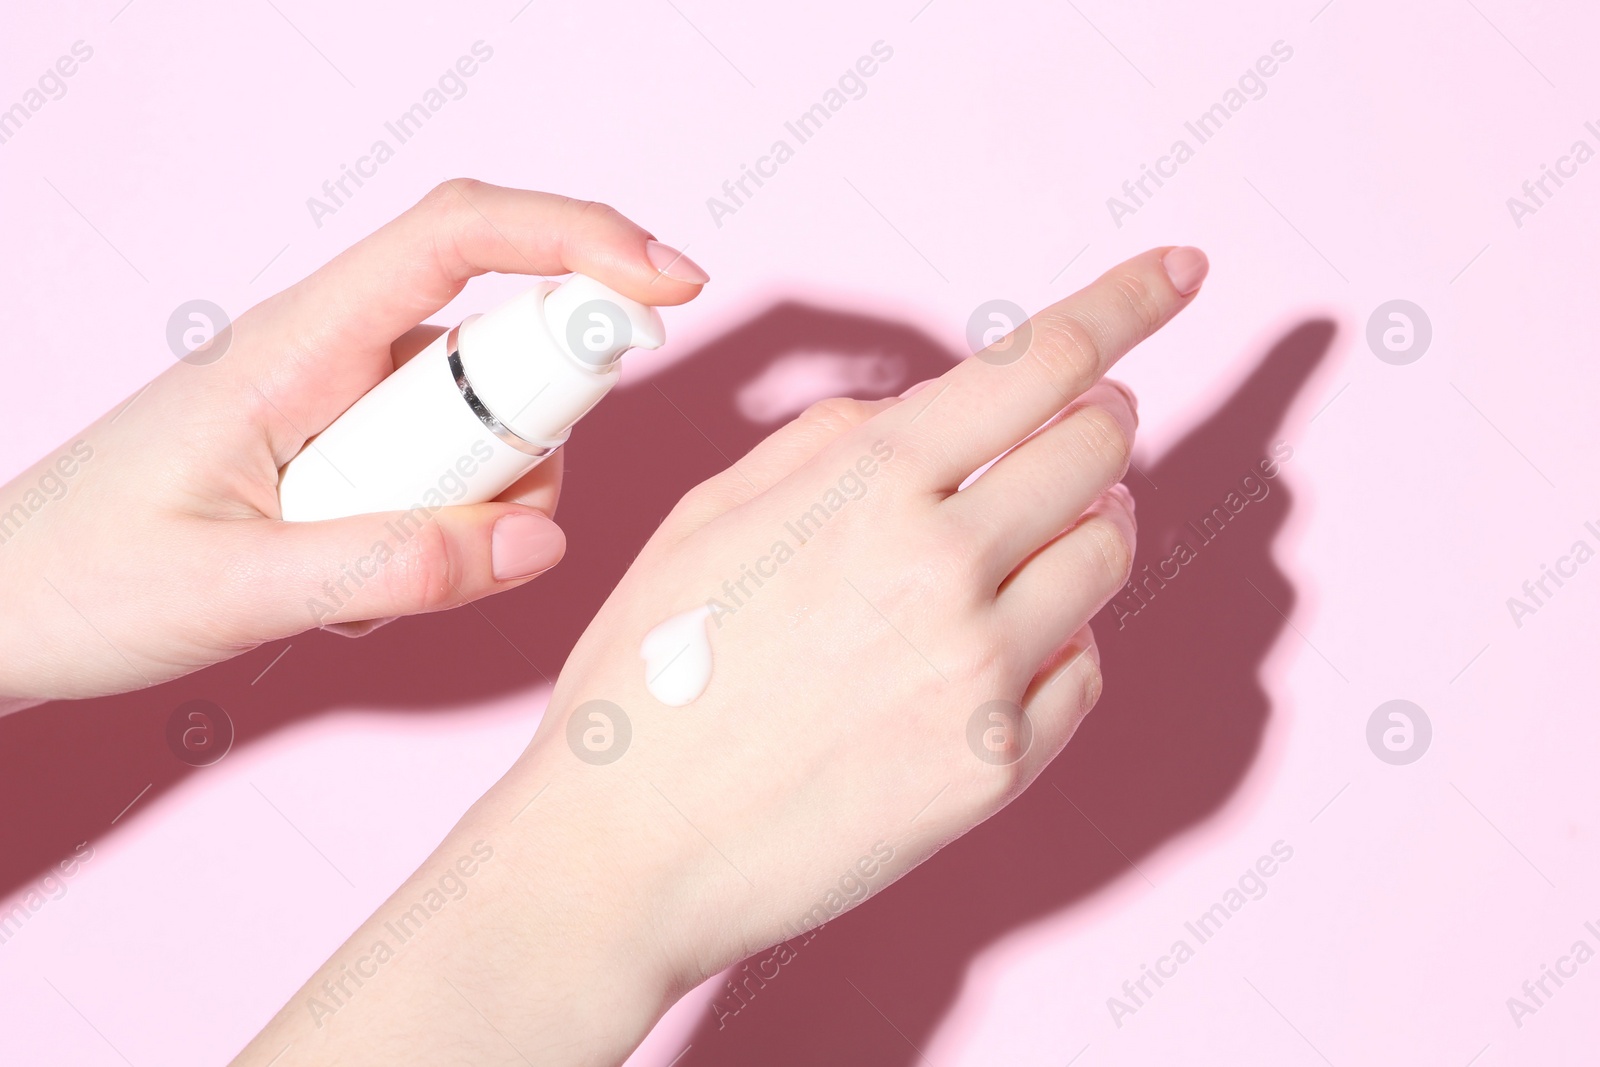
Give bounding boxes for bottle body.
[277,274,662,523]
[277,325,555,522]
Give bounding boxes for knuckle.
[800,397,871,437]
[1109,270,1163,334]
[1065,633,1105,713]
[668,478,731,524]
[574,198,623,227]
[417,180,485,281]
[385,520,459,613]
[963,740,1034,810]
[1074,407,1132,473]
[1031,310,1103,388]
[675,478,721,513]
[955,637,1011,692]
[1080,657,1105,711]
[212,549,273,639]
[873,540,964,614]
[1085,517,1134,584]
[938,503,1004,557]
[968,769,1024,812]
[422,177,479,211]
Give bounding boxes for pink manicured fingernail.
[899,378,934,398]
[492,513,565,581]
[645,241,710,284]
[1109,482,1136,513]
[1162,246,1209,295]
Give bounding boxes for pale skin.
[0,183,1207,1063]
[0,181,705,704]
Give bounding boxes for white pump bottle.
[277,275,664,522]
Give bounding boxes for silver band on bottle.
[447,320,555,459]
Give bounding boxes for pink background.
[3,0,1596,1063]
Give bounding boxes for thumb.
[249,503,565,635]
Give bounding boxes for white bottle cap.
[459,275,665,450]
[543,274,667,367]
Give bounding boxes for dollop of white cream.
[640,605,714,707]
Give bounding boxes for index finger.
[285,180,707,349]
[235,180,709,454]
[891,246,1206,489]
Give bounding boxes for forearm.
[233,748,691,1067]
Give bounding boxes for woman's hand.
[235,246,1207,1066]
[532,243,1205,988]
[0,181,706,701]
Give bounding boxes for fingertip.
[1079,624,1102,670]
[645,240,710,286]
[1160,245,1209,296]
[1106,481,1136,516]
[1086,482,1138,560]
[580,239,705,308]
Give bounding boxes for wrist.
[238,747,693,1067]
[491,736,724,1000]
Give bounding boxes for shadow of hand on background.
[677,318,1335,1066]
[0,301,958,902]
[0,309,1332,1067]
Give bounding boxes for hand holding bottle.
[0,181,708,701]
